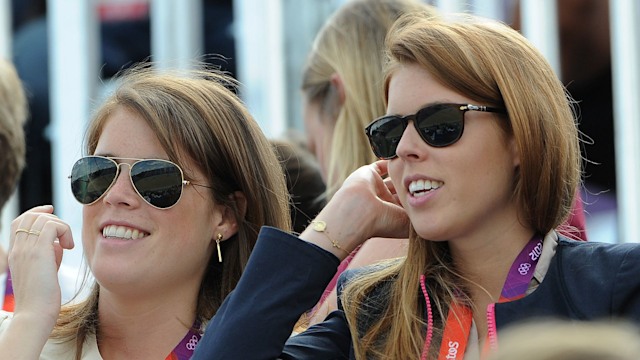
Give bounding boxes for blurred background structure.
[0,0,638,301]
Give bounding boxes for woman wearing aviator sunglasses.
[0,64,291,359]
[193,11,640,360]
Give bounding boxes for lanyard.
[421,235,543,360]
[165,322,202,360]
[3,269,14,311]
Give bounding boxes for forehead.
[386,63,471,116]
[93,107,168,159]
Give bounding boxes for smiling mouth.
[408,179,443,197]
[102,225,149,240]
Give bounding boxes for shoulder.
[553,236,640,283]
[0,312,101,359]
[41,332,101,360]
[553,237,640,319]
[496,238,640,326]
[556,237,640,268]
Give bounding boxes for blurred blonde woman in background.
[301,0,434,324]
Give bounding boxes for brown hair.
[342,13,581,359]
[51,63,291,357]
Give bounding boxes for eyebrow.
[93,153,169,161]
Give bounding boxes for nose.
[101,163,141,208]
[395,120,427,160]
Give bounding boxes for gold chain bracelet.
[310,220,350,255]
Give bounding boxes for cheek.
[174,194,218,240]
[81,206,97,257]
[388,161,407,199]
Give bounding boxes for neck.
[96,285,199,359]
[448,221,534,305]
[448,222,534,342]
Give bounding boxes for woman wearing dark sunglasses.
[301,0,587,330]
[193,11,640,360]
[1,64,291,359]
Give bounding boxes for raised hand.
[302,161,409,258]
[8,205,74,327]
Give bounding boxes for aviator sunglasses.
[364,103,506,159]
[69,156,211,209]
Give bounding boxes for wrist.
[300,209,368,260]
[309,220,350,256]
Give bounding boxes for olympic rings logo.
[518,262,531,275]
[186,335,199,350]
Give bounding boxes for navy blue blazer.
[192,227,640,359]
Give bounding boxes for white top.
[0,311,103,359]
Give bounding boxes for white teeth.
[116,226,125,237]
[102,225,148,240]
[408,179,443,196]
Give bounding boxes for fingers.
[383,176,396,194]
[10,206,74,252]
[370,159,389,178]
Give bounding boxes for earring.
[216,233,223,263]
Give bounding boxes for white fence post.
[520,0,561,76]
[150,0,203,71]
[48,0,100,299]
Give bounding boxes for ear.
[330,73,346,106]
[212,191,247,242]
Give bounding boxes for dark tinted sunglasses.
[70,156,210,209]
[364,103,506,159]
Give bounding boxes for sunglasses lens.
[367,116,406,159]
[417,105,464,147]
[70,156,118,204]
[130,160,184,209]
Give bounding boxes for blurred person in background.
[487,319,640,360]
[271,138,327,235]
[300,0,434,325]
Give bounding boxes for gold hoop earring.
[216,233,223,263]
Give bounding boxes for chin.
[413,227,451,242]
